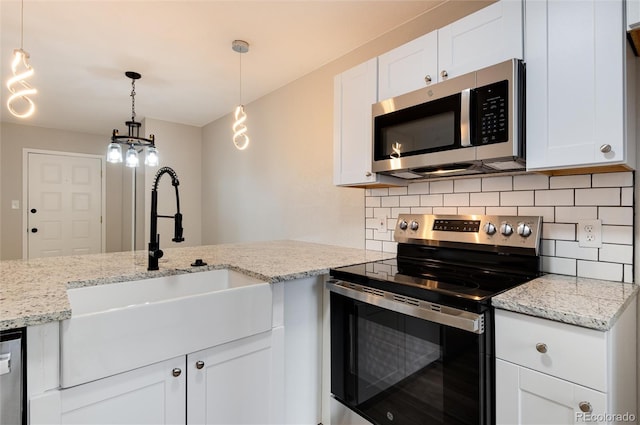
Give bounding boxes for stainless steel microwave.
[372,59,525,179]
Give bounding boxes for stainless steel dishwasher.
[0,328,25,425]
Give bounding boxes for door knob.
[30,208,37,214]
[30,228,38,233]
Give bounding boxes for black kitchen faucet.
[148,166,184,270]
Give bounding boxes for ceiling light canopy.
[107,71,158,167]
[232,40,250,150]
[6,0,37,119]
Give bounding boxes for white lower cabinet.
[496,359,607,425]
[31,331,277,425]
[58,356,186,425]
[495,305,637,425]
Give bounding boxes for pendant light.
[6,0,37,119]
[107,71,159,167]
[232,40,250,150]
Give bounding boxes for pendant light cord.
[20,0,24,49]
[238,50,243,105]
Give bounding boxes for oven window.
[331,293,485,425]
[373,92,461,160]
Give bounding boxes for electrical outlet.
[376,216,387,232]
[578,219,602,248]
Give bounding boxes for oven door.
[329,281,491,425]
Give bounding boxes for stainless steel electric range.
[328,214,542,425]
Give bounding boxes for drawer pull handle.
[535,343,548,354]
[578,401,592,413]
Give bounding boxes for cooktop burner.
[330,214,542,311]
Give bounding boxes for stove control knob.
[517,222,532,238]
[398,220,408,230]
[483,222,497,235]
[410,221,419,231]
[500,223,514,236]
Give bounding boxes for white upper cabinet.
[525,0,635,171]
[437,0,523,81]
[377,31,438,101]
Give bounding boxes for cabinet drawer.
[495,309,607,392]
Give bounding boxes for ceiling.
[1,0,445,136]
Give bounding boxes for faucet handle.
[173,213,185,243]
[150,248,164,259]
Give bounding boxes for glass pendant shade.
[145,146,159,167]
[106,142,123,163]
[125,146,139,168]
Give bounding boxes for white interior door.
[26,152,103,259]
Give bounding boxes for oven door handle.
[327,280,484,334]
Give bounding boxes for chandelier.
[6,0,37,119]
[107,71,158,167]
[232,40,250,150]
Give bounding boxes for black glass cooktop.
[330,245,540,312]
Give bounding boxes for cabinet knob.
[195,360,205,370]
[535,343,548,354]
[172,368,182,377]
[424,75,432,85]
[600,144,612,153]
[578,401,593,413]
[365,171,372,177]
[440,70,448,79]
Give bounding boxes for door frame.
[22,149,107,259]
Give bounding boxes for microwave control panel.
[475,79,508,145]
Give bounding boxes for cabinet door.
[333,58,378,186]
[59,357,186,424]
[496,359,608,425]
[525,0,626,170]
[438,0,523,80]
[187,331,274,425]
[377,31,438,100]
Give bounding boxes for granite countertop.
[492,274,639,331]
[0,240,394,331]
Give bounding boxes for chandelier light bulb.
[125,146,139,168]
[107,142,123,163]
[6,48,36,118]
[233,105,250,150]
[145,146,159,167]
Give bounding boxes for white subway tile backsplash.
[592,171,633,187]
[577,260,623,281]
[482,176,512,191]
[534,189,574,206]
[444,193,470,207]
[517,206,555,223]
[599,244,633,264]
[555,241,598,261]
[381,196,399,208]
[602,225,633,245]
[389,187,408,196]
[430,180,454,194]
[421,194,444,207]
[513,174,549,190]
[470,192,500,206]
[575,188,620,206]
[555,206,597,223]
[599,207,633,225]
[542,256,576,275]
[364,171,634,283]
[407,182,429,195]
[500,191,534,206]
[621,187,633,206]
[454,178,482,193]
[549,174,591,189]
[400,195,420,207]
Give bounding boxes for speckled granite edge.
[0,240,394,331]
[492,274,639,331]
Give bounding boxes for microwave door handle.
[460,88,472,147]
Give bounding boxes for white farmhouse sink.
[60,269,272,388]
